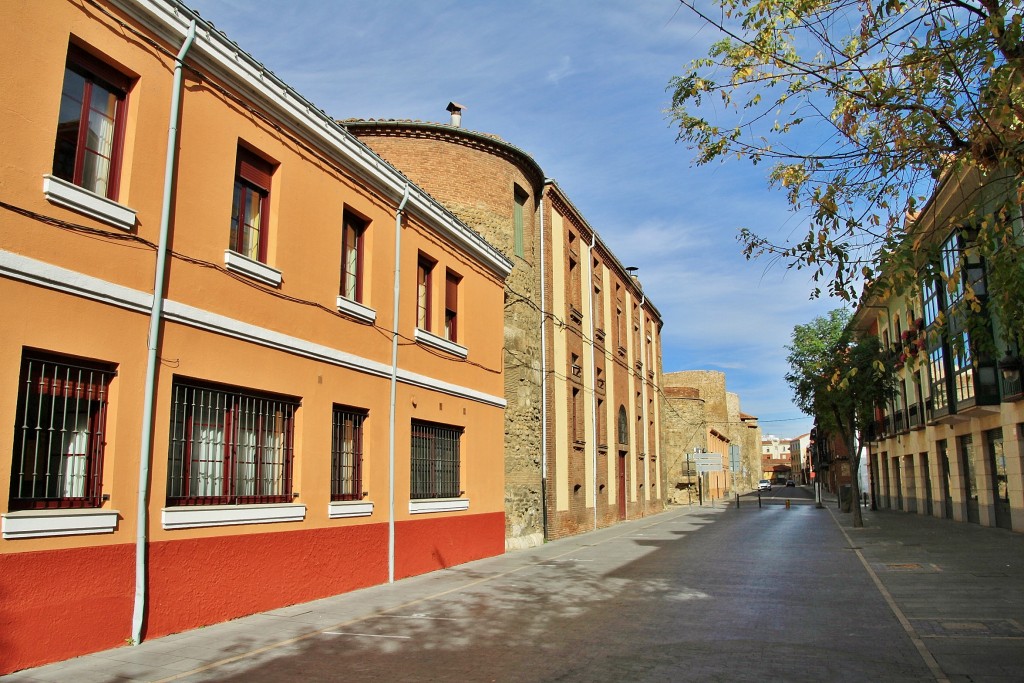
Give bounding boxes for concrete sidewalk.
[4,499,1022,682]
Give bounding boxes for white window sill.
[42,174,136,232]
[162,503,305,529]
[409,498,469,514]
[2,508,119,539]
[336,296,377,324]
[414,328,468,359]
[328,500,374,519]
[224,250,283,287]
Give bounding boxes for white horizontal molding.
[0,250,152,314]
[415,328,468,359]
[224,250,283,287]
[328,500,374,519]
[162,503,306,529]
[0,251,505,408]
[2,508,119,539]
[409,498,470,514]
[336,296,377,324]
[43,174,137,232]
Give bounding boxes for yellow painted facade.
[0,0,510,672]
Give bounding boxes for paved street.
[6,492,1023,683]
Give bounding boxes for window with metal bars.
[9,352,114,510]
[410,421,461,500]
[166,380,296,506]
[331,406,365,501]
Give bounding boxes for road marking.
[828,509,950,683]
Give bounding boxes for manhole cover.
[873,562,941,573]
[911,619,1024,638]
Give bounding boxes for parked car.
[757,479,772,491]
[786,479,795,487]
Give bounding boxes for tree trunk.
[849,431,863,528]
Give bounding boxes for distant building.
[661,370,761,500]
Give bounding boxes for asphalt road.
[191,503,934,682]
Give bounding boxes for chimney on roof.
[446,101,465,127]
[625,266,640,285]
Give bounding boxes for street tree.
[786,309,895,526]
[669,0,1024,348]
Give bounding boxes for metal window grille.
[332,407,365,501]
[410,421,461,500]
[167,380,296,506]
[10,354,114,510]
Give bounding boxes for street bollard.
[736,493,740,509]
[785,499,791,509]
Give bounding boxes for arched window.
[617,406,629,446]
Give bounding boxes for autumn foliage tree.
[785,309,895,526]
[669,0,1024,347]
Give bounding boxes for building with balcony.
[343,109,666,544]
[0,0,511,672]
[852,167,1023,532]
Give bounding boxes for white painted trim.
[162,503,306,529]
[0,251,506,408]
[409,498,470,514]
[415,328,469,359]
[2,508,119,539]
[328,500,374,519]
[107,0,512,280]
[336,296,377,324]
[42,174,137,232]
[224,250,283,287]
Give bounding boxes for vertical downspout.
[388,184,411,583]
[588,234,598,531]
[538,195,548,539]
[639,294,647,511]
[133,20,197,647]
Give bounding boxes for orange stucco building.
[0,0,511,673]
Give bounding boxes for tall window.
[52,46,130,200]
[445,270,461,342]
[410,421,461,499]
[571,386,583,442]
[9,352,114,510]
[340,211,367,302]
[417,255,434,331]
[166,380,296,506]
[230,147,273,263]
[513,185,527,258]
[332,406,365,501]
[617,406,629,446]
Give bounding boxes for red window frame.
[417,255,435,332]
[166,380,297,506]
[51,45,130,200]
[230,147,273,263]
[444,270,460,343]
[340,211,367,302]
[9,352,115,511]
[331,406,366,501]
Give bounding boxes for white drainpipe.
[588,233,598,530]
[388,184,411,583]
[133,19,197,646]
[539,195,548,538]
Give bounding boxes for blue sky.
[185,0,841,437]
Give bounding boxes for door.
[986,428,1011,529]
[938,439,953,518]
[893,456,903,510]
[920,452,933,516]
[960,435,980,524]
[617,451,627,520]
